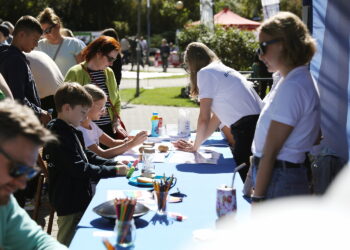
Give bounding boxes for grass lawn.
[120,87,199,107]
[123,74,188,80]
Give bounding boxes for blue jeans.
[252,162,310,199]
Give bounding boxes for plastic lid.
[143,147,156,154]
[152,112,159,115]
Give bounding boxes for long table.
[69,133,251,249]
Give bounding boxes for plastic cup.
[216,185,237,218]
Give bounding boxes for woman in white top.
[78,84,147,158]
[251,12,320,202]
[174,42,262,180]
[36,7,85,76]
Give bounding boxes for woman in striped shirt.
[65,36,122,139]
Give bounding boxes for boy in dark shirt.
[0,16,51,125]
[43,82,129,246]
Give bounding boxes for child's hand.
[132,131,148,146]
[116,164,129,176]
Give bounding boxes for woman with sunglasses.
[65,36,122,139]
[36,7,85,76]
[251,12,320,203]
[174,42,262,181]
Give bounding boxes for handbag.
[112,108,128,140]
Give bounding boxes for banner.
[200,0,214,31]
[261,0,280,19]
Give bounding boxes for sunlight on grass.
[120,87,199,107]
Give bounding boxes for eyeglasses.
[105,55,117,63]
[257,39,281,56]
[43,24,56,35]
[0,147,40,180]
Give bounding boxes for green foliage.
[177,25,258,70]
[112,21,130,39]
[120,87,199,107]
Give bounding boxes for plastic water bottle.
[151,112,159,137]
[178,109,190,138]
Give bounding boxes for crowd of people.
[0,8,324,249]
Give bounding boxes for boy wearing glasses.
[0,99,66,249]
[43,82,129,246]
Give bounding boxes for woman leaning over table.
[174,42,262,181]
[65,36,122,139]
[251,12,320,203]
[36,7,85,76]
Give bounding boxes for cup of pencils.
[114,198,136,247]
[153,175,175,215]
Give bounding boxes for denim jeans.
[252,162,310,199]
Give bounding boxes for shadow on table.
[176,158,234,174]
[149,213,173,226]
[90,217,149,230]
[202,139,229,147]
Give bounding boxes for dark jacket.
[43,119,118,216]
[0,45,42,115]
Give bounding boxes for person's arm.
[90,131,148,158]
[2,56,43,115]
[4,196,67,250]
[253,120,294,198]
[0,73,13,99]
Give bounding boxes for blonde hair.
[259,11,316,67]
[184,42,219,97]
[37,7,61,26]
[0,99,55,145]
[83,84,106,102]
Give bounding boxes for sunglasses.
[257,39,281,56]
[43,24,56,35]
[0,147,40,180]
[105,55,117,63]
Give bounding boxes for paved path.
[120,64,190,89]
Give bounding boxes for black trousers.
[230,114,259,182]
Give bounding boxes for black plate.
[93,200,150,220]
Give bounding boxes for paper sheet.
[168,148,221,164]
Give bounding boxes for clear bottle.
[141,147,155,178]
[151,112,159,137]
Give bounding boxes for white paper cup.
[216,185,237,217]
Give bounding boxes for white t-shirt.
[198,61,262,127]
[252,66,320,163]
[36,37,86,76]
[77,121,104,147]
[25,51,63,98]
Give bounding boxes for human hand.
[172,139,196,152]
[40,110,52,126]
[116,164,129,176]
[131,131,148,146]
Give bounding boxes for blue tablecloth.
[69,133,251,249]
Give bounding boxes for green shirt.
[65,61,121,118]
[0,90,5,100]
[0,195,67,250]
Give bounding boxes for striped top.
[87,68,112,126]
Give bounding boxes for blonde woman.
[36,7,85,75]
[174,42,262,180]
[251,12,320,202]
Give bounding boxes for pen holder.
[115,219,136,248]
[155,191,168,215]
